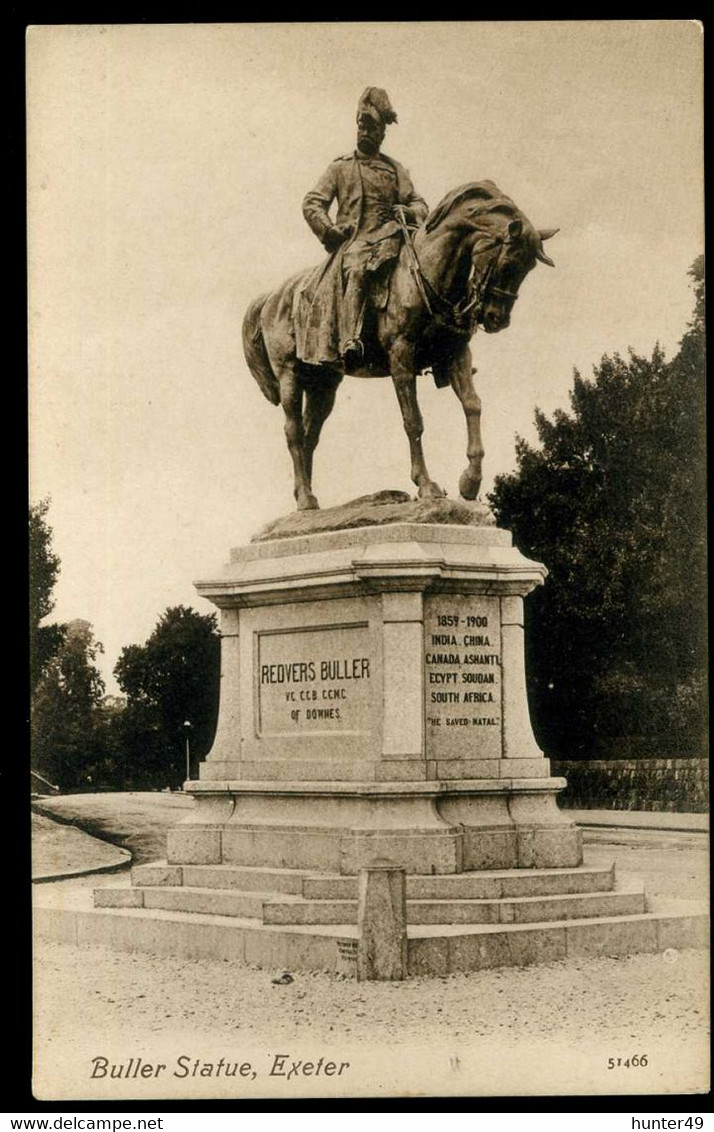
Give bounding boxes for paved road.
[568,808,708,833]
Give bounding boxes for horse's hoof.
[418,482,446,501]
[296,493,319,511]
[459,468,481,501]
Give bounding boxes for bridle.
[396,208,521,338]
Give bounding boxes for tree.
[79,694,130,791]
[114,606,220,788]
[489,261,706,760]
[31,619,107,788]
[29,498,65,693]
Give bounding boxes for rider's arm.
[397,165,429,225]
[302,163,339,245]
[406,190,429,225]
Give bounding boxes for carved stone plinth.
[174,499,582,873]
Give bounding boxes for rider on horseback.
[302,88,429,372]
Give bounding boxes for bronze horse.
[243,181,557,510]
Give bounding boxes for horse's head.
[425,181,558,334]
[471,211,558,334]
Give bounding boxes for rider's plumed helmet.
[356,88,398,128]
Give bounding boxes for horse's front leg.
[390,339,445,501]
[302,372,342,485]
[448,346,484,500]
[278,369,319,510]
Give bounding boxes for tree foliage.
[114,605,220,788]
[31,619,107,788]
[29,498,65,693]
[28,500,221,790]
[489,261,706,760]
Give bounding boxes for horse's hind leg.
[302,372,342,485]
[278,368,319,511]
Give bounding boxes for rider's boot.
[340,270,368,371]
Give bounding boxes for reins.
[395,206,518,337]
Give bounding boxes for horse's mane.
[425,180,518,232]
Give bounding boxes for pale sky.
[28,21,703,692]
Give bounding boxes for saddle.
[294,231,463,384]
[293,239,401,375]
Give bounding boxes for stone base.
[34,875,709,977]
[167,778,582,874]
[49,501,707,978]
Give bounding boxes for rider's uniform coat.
[302,150,428,256]
[295,151,428,366]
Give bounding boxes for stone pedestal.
[172,499,582,874]
[40,495,702,980]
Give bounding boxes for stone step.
[131,862,307,895]
[131,862,184,888]
[262,883,645,926]
[303,863,616,901]
[36,885,708,975]
[96,886,300,920]
[132,860,616,901]
[407,904,709,974]
[182,865,306,895]
[148,887,289,919]
[97,878,642,927]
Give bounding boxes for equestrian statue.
[243,87,558,511]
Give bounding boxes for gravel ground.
[36,935,709,1049]
[34,936,709,1100]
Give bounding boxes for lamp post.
[183,720,193,788]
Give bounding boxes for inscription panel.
[257,622,372,736]
[424,594,502,760]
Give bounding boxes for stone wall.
[553,758,709,813]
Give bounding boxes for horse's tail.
[242,294,280,406]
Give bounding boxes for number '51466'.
[607,1054,648,1069]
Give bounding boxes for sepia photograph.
[28,20,707,1102]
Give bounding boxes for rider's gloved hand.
[323,225,352,253]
